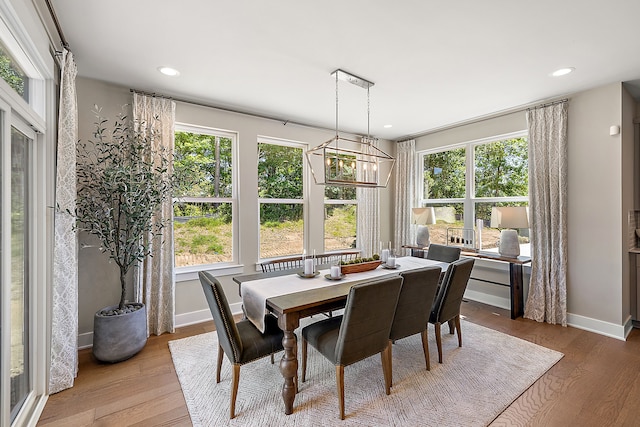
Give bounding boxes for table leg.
[509,263,524,319]
[278,314,299,415]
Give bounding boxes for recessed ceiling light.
[158,66,180,77]
[383,124,393,128]
[551,67,575,77]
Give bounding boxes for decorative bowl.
[339,260,382,274]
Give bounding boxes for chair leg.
[455,315,462,347]
[435,322,443,364]
[448,319,455,334]
[216,345,224,383]
[421,329,431,371]
[336,365,345,420]
[382,343,392,394]
[387,339,393,387]
[230,364,240,419]
[301,338,308,383]
[270,353,274,364]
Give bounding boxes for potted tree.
[74,106,174,362]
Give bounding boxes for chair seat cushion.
[236,314,284,364]
[302,315,343,364]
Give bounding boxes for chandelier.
[306,69,395,188]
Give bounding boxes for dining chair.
[428,258,475,363]
[426,243,461,263]
[388,266,442,385]
[300,276,403,420]
[199,271,285,419]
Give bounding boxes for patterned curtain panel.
[524,101,568,326]
[132,93,176,335]
[356,138,380,257]
[393,140,415,256]
[50,49,78,394]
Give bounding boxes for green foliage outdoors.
[0,45,26,98]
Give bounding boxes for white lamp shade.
[412,207,436,225]
[490,206,529,229]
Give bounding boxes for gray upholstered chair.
[388,266,442,385]
[428,258,475,363]
[426,243,461,263]
[301,276,403,420]
[199,271,285,419]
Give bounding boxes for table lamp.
[490,206,529,258]
[412,207,436,247]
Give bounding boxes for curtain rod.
[44,0,69,50]
[129,88,336,134]
[398,96,570,142]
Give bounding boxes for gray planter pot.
[93,302,148,363]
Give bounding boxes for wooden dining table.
[232,256,449,415]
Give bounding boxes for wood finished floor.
[37,301,640,426]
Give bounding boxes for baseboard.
[566,312,629,341]
[463,289,510,311]
[78,332,93,350]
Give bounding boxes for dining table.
[232,256,449,415]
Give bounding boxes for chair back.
[199,271,243,363]
[430,258,475,324]
[335,276,403,366]
[390,266,442,340]
[426,244,461,263]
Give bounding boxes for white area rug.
[169,320,562,426]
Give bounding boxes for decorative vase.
[93,302,147,363]
[416,225,430,247]
[498,229,520,258]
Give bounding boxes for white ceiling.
[51,0,640,140]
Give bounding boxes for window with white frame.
[417,132,529,251]
[173,125,237,268]
[324,185,357,251]
[258,138,305,259]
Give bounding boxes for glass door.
[8,126,31,422]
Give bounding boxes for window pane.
[325,185,355,200]
[423,147,466,199]
[475,201,530,250]
[421,203,464,245]
[173,201,233,267]
[174,131,232,198]
[474,137,528,197]
[10,126,30,420]
[325,204,356,251]
[258,144,303,199]
[0,41,28,102]
[260,203,303,258]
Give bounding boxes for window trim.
[173,123,239,282]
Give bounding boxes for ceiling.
[50,0,640,141]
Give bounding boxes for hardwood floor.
[38,301,640,426]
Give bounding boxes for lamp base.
[498,229,520,258]
[416,225,430,247]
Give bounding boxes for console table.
[460,251,531,319]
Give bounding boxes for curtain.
[524,101,568,326]
[393,140,415,256]
[132,93,176,335]
[50,49,78,394]
[356,140,380,257]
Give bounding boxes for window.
[418,133,529,251]
[324,186,357,251]
[173,126,236,268]
[0,39,28,102]
[258,139,305,259]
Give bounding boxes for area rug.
[168,320,563,426]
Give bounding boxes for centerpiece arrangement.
[339,254,382,274]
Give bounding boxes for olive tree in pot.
[74,107,174,363]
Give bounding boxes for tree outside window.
[324,186,357,251]
[173,128,235,267]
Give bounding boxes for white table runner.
[241,256,449,332]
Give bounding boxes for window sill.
[175,263,245,283]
